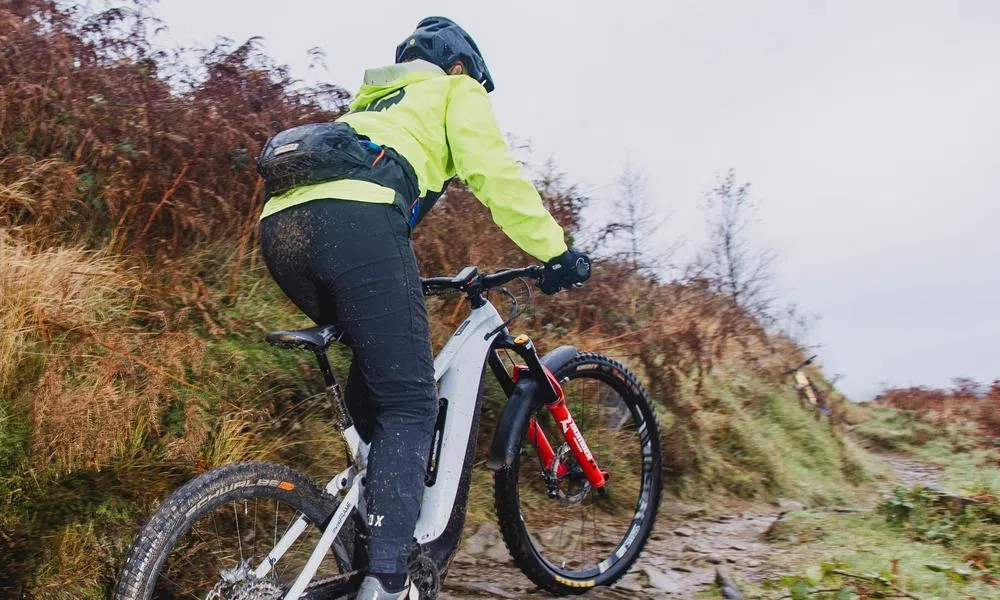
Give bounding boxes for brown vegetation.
[0,2,858,595]
[874,380,1000,440]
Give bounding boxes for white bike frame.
[260,299,508,600]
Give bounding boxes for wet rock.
[643,566,681,593]
[484,542,510,562]
[616,574,645,593]
[462,523,498,556]
[537,520,585,550]
[775,498,806,512]
[445,581,520,599]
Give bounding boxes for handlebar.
[421,265,543,295]
[781,354,818,376]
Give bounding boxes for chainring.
[407,547,440,600]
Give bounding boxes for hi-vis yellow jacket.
[260,60,567,261]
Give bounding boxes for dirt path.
[440,449,947,599]
[442,504,786,599]
[879,453,943,490]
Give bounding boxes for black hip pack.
[256,122,418,207]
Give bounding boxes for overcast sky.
[151,0,1000,400]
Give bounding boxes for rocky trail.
[872,452,943,491]
[440,454,945,599]
[443,505,783,599]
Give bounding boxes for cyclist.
[257,16,591,600]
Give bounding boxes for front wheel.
[114,461,363,600]
[494,353,663,595]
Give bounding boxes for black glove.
[538,249,591,295]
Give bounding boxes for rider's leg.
[260,208,378,443]
[259,201,337,324]
[345,357,377,443]
[260,198,436,589]
[323,202,436,582]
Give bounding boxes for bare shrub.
[875,379,1000,443]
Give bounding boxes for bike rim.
[515,369,657,581]
[149,497,347,599]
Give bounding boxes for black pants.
[259,198,437,575]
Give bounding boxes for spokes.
[518,374,647,575]
[151,499,344,599]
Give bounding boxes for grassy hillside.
[0,236,874,596]
[728,391,1000,599]
[0,2,873,597]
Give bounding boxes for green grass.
[675,366,877,507]
[754,510,997,599]
[1,260,884,595]
[852,406,1000,493]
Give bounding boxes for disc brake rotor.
[549,443,591,506]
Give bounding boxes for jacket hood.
[348,59,445,111]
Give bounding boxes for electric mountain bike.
[114,265,663,600]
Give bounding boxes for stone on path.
[616,574,645,593]
[673,526,696,537]
[461,523,497,556]
[775,498,806,512]
[444,581,521,599]
[643,566,681,594]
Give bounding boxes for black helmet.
[395,16,495,93]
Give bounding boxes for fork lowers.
[493,352,663,595]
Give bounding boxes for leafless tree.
[596,161,671,275]
[951,377,984,397]
[699,169,776,318]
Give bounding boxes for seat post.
[312,349,338,388]
[313,349,354,432]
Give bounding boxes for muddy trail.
[440,455,945,599]
[442,504,783,599]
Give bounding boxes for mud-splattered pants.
[259,198,437,576]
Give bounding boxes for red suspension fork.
[518,365,608,489]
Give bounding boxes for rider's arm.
[445,76,568,262]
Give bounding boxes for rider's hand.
[538,249,591,295]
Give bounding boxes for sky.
[150,0,1000,400]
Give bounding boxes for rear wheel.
[494,353,662,595]
[114,461,363,600]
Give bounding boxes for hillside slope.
[0,2,873,597]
